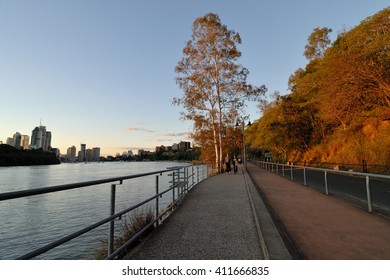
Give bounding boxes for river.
[0,161,189,260]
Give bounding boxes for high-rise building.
[80,143,86,162]
[45,131,52,150]
[67,146,77,162]
[13,132,22,149]
[92,147,101,161]
[30,127,43,149]
[30,125,52,151]
[86,149,92,162]
[21,135,29,150]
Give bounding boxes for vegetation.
[246,7,390,168]
[174,13,266,172]
[95,209,155,259]
[0,144,60,166]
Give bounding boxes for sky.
[1,0,388,156]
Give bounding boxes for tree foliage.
[0,144,60,166]
[174,13,266,172]
[247,7,390,166]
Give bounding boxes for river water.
[0,161,189,260]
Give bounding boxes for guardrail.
[0,164,211,260]
[250,160,390,215]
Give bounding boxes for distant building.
[171,141,191,152]
[155,145,166,152]
[30,125,52,151]
[30,127,43,149]
[21,135,29,150]
[86,149,93,162]
[13,132,22,149]
[178,141,191,151]
[67,146,77,162]
[6,137,15,147]
[92,147,100,161]
[80,143,86,162]
[45,131,52,150]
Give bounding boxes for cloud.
[124,127,155,133]
[163,132,192,137]
[157,138,173,142]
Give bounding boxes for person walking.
[233,155,238,174]
[225,153,231,174]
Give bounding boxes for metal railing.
[250,160,390,215]
[0,164,211,260]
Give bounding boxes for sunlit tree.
[174,13,266,172]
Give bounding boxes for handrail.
[0,164,212,259]
[0,168,179,201]
[250,160,390,214]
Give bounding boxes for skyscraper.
[67,146,77,162]
[30,127,43,149]
[13,132,22,149]
[80,143,86,162]
[21,135,29,150]
[30,124,52,151]
[92,147,101,161]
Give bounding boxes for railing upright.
[366,176,372,213]
[324,170,329,195]
[155,175,159,227]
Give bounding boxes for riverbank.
[0,144,60,166]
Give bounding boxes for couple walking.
[224,153,238,174]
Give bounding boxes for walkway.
[124,167,291,260]
[246,162,390,259]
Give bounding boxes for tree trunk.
[211,111,221,173]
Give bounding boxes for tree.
[174,13,266,172]
[246,7,390,165]
[304,27,332,60]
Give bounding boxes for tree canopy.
[247,7,390,166]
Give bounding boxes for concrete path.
[125,167,291,260]
[247,162,390,260]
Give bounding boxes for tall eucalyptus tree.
[174,13,266,172]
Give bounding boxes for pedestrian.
[225,153,231,174]
[233,155,238,174]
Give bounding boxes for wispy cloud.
[124,127,155,133]
[163,132,192,137]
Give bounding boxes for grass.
[95,208,155,260]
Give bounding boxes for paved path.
[247,162,390,260]
[125,168,291,260]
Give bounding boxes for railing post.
[155,175,159,227]
[282,164,285,177]
[193,166,195,187]
[108,183,116,257]
[290,166,293,180]
[172,171,176,208]
[366,176,373,213]
[324,170,329,195]
[303,167,307,186]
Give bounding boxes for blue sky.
[1,1,388,156]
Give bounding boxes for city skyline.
[2,122,191,157]
[1,1,388,156]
